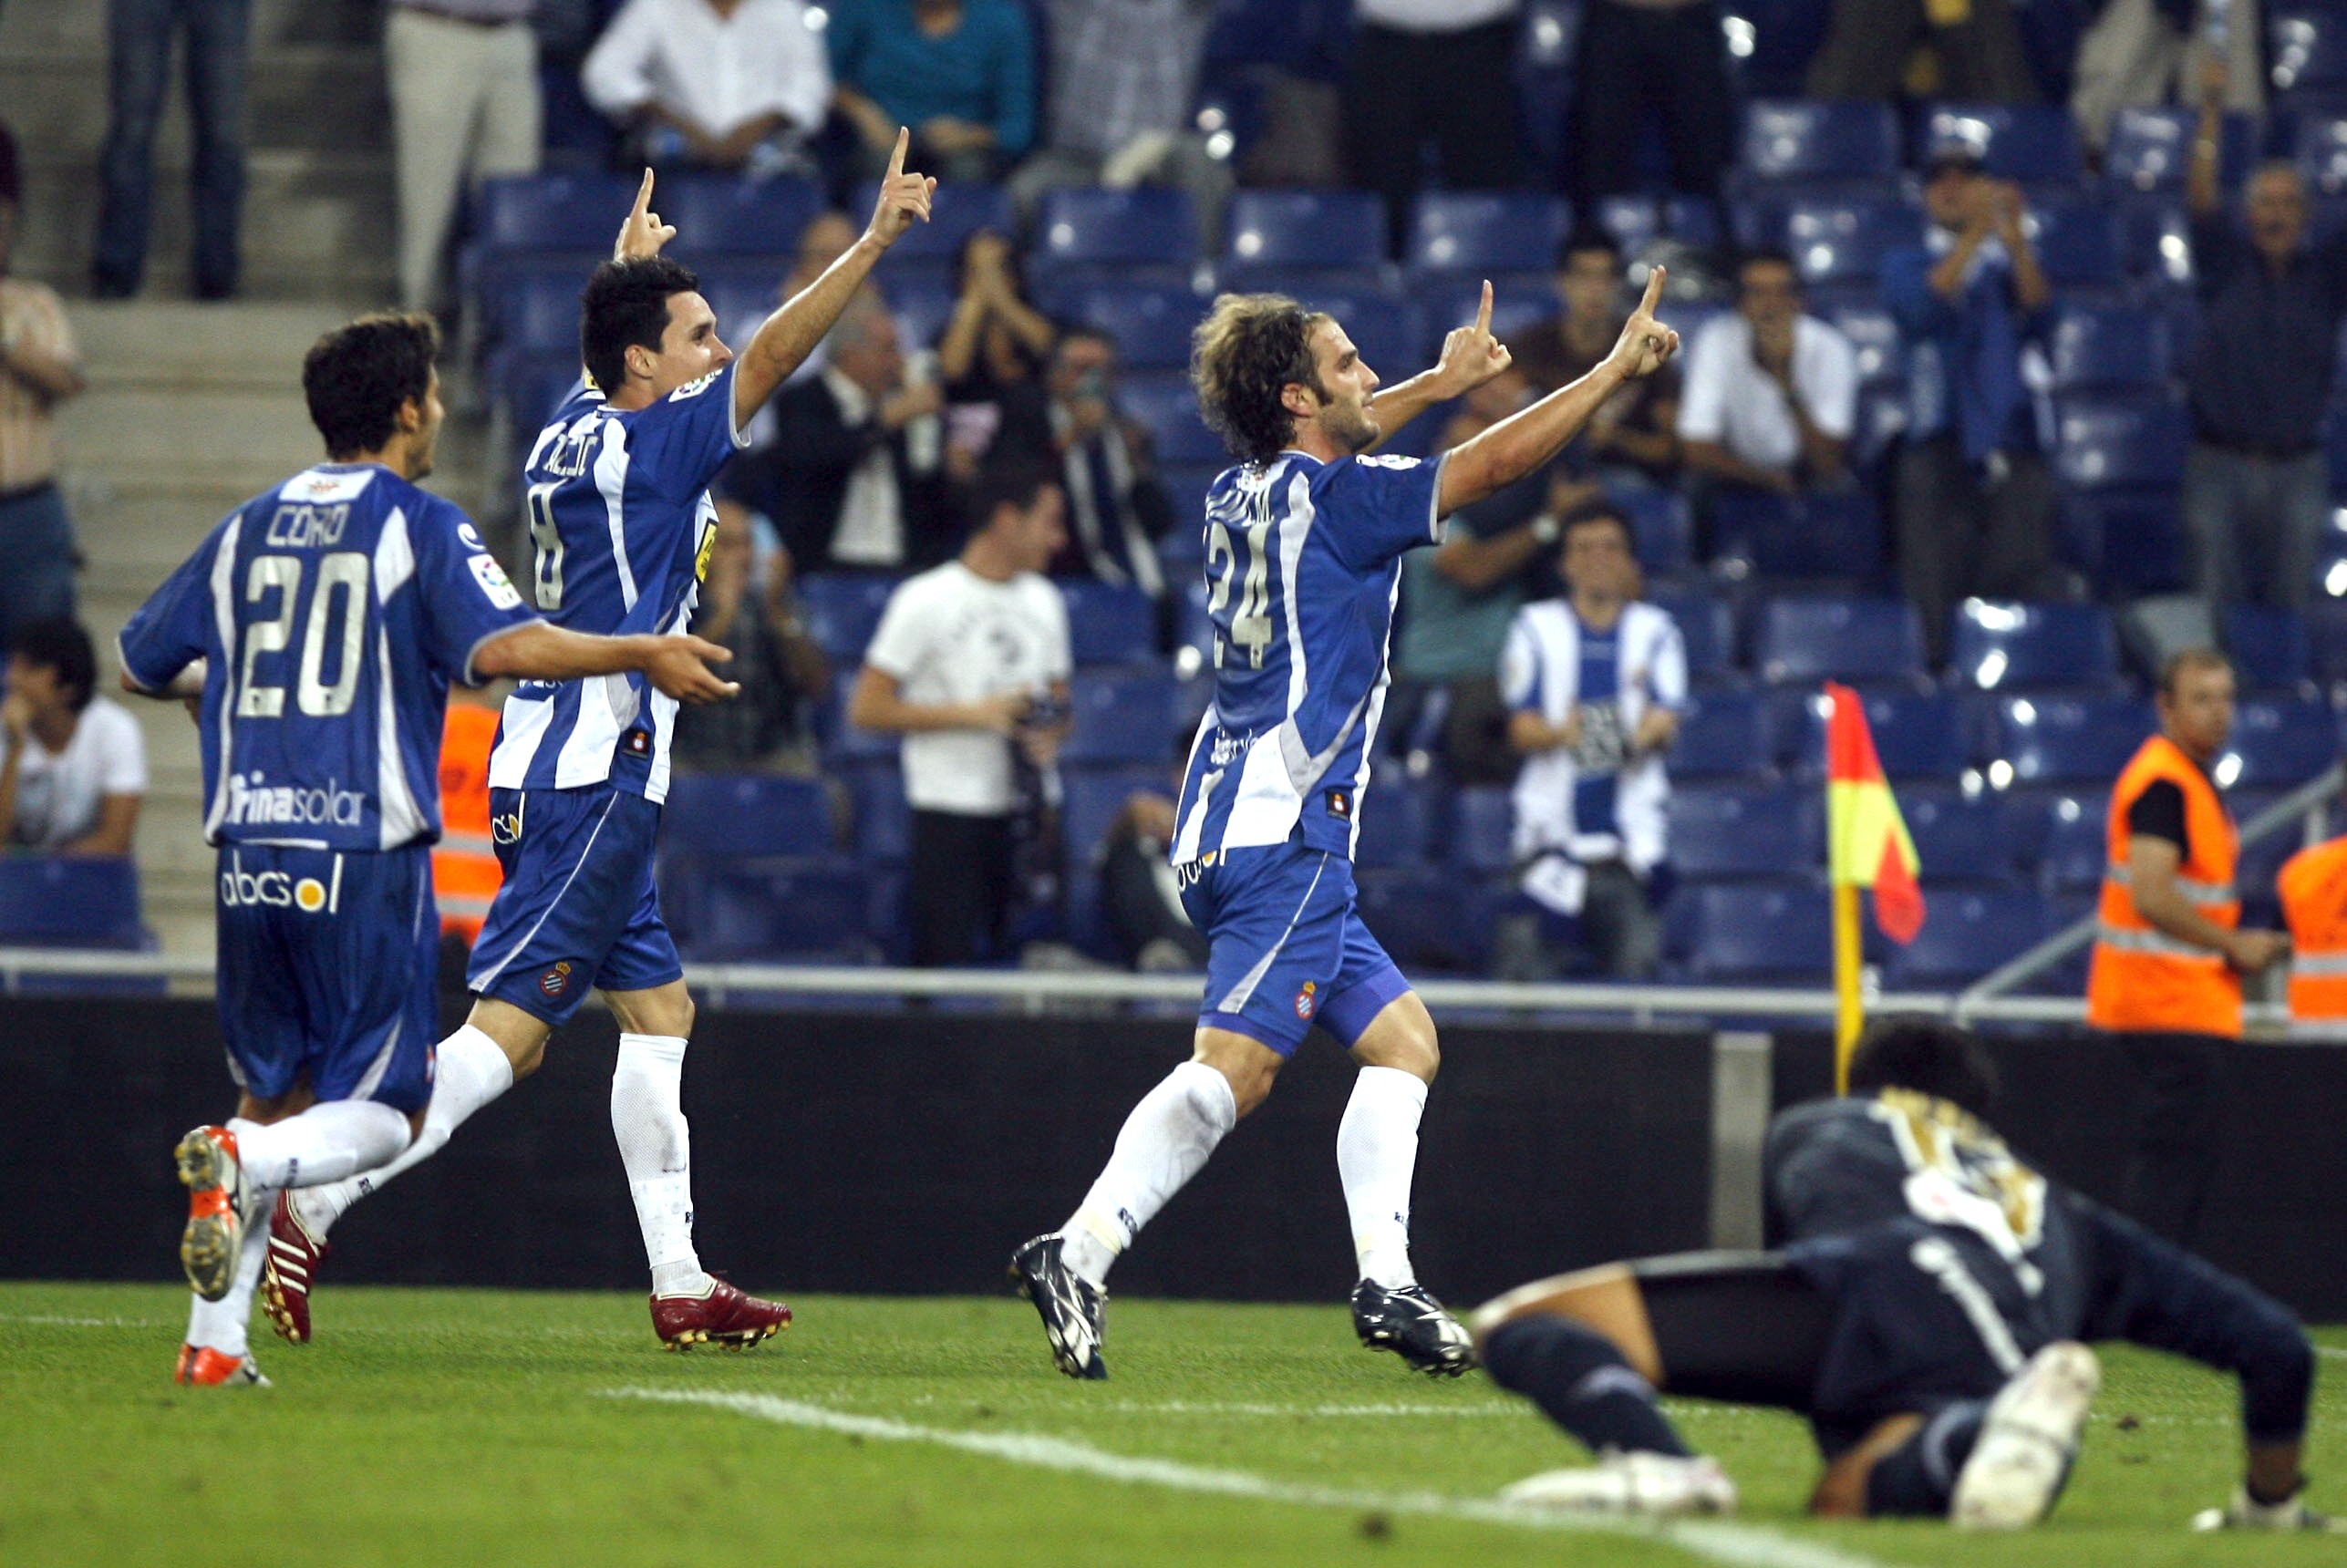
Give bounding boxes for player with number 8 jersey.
[1011,273,1682,1381]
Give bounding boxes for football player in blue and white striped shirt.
[264,144,937,1354]
[1013,271,1680,1381]
[119,312,739,1385]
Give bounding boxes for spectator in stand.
[0,148,85,647]
[1495,505,1683,981]
[1395,369,1602,788]
[1099,779,1207,972]
[827,0,1037,185]
[1514,232,1681,492]
[849,463,1072,966]
[1567,0,1732,218]
[1010,0,1232,252]
[584,0,832,177]
[388,0,542,314]
[0,619,144,854]
[1882,145,2060,668]
[740,292,957,573]
[936,228,1057,419]
[1806,0,2041,102]
[1678,249,1858,520]
[2182,62,2342,611]
[991,326,1174,609]
[1345,1,1523,256]
[2073,0,2265,156]
[673,496,832,771]
[93,0,251,299]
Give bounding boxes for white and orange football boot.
[173,1124,247,1302]
[173,1344,269,1387]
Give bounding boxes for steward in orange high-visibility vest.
[2085,728,2244,1037]
[432,701,501,943]
[2280,832,2347,1027]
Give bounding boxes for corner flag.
[1825,682,1925,1087]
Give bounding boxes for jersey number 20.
[235,552,367,719]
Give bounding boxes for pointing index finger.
[887,126,909,181]
[1474,279,1493,335]
[1639,264,1668,317]
[633,168,655,217]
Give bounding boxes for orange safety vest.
[2085,734,2242,1038]
[432,705,502,943]
[2279,834,2347,1024]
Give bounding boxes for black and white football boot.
[1351,1278,1474,1377]
[1009,1233,1109,1380]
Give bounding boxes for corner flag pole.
[1833,882,1863,1093]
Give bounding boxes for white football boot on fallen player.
[1950,1341,2101,1530]
[1499,1451,1738,1516]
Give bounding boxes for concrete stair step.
[0,0,379,57]
[70,300,354,391]
[0,46,388,159]
[58,385,329,482]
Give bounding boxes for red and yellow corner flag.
[1825,683,1925,1088]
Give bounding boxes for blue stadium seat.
[663,774,831,859]
[822,666,897,763]
[850,180,1015,273]
[1740,99,1901,181]
[1416,275,1557,360]
[2273,6,2347,98]
[1670,785,1820,878]
[1993,694,2155,784]
[2022,200,2121,290]
[1949,602,2122,691]
[797,573,901,663]
[2228,605,2312,692]
[1825,304,1903,386]
[499,269,586,356]
[657,175,819,255]
[2050,304,2169,392]
[1356,773,1439,870]
[1898,789,2018,885]
[1258,285,1426,379]
[2028,791,2108,893]
[1677,883,1833,981]
[1918,103,2084,184]
[1723,0,1837,98]
[1780,198,1926,290]
[1356,868,1491,973]
[2110,108,2258,194]
[1594,194,1663,256]
[1033,188,1202,281]
[1514,0,1580,181]
[1754,596,1925,686]
[1063,671,1183,764]
[2055,397,2190,490]
[1450,786,1516,874]
[472,172,637,255]
[1673,688,1777,779]
[1649,590,1736,684]
[1615,488,1691,574]
[1060,767,1169,873]
[1043,281,1202,371]
[0,856,145,947]
[1120,375,1224,464]
[1157,465,1218,551]
[683,859,872,963]
[1883,889,2052,987]
[1793,689,1973,781]
[2223,696,2337,787]
[1407,191,1572,276]
[844,762,911,864]
[1060,580,1157,665]
[1222,190,1387,276]
[2300,114,2347,200]
[1711,489,1885,580]
[2059,490,2188,594]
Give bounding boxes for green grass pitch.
[1,1282,2340,1567]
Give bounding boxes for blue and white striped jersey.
[1170,449,1444,865]
[118,463,537,851]
[488,362,748,803]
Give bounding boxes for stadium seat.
[1740,99,1901,182]
[1648,590,1736,684]
[498,269,588,356]
[2021,200,2122,290]
[1948,602,2121,691]
[2059,490,2188,594]
[2222,696,2337,787]
[1257,286,1425,379]
[684,859,872,963]
[1032,188,1202,283]
[1670,784,1820,878]
[0,856,144,947]
[1898,789,2018,886]
[1673,688,1777,779]
[1677,883,1833,981]
[1407,191,1572,276]
[850,180,1015,273]
[1060,580,1158,666]
[1883,889,2052,987]
[657,175,819,255]
[2227,605,2312,692]
[1825,304,1903,386]
[1059,767,1169,875]
[1711,489,1884,580]
[1753,596,1925,686]
[1450,786,1517,874]
[2110,107,2259,194]
[472,172,637,256]
[1415,275,1556,361]
[1222,190,1387,278]
[1121,375,1224,465]
[1063,671,1184,765]
[2055,397,2190,491]
[844,762,911,864]
[1355,773,1439,870]
[1615,488,1691,574]
[2273,6,2347,98]
[1044,281,1203,371]
[1780,197,1926,290]
[2050,304,2169,393]
[1356,867,1490,973]
[1918,103,2084,184]
[822,666,897,763]
[2029,791,2108,893]
[663,774,831,860]
[1792,689,1973,781]
[1993,694,2155,784]
[798,573,901,663]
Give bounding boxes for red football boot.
[173,1344,269,1387]
[261,1191,327,1345]
[650,1277,791,1351]
[173,1125,246,1302]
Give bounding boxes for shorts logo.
[491,810,523,846]
[293,878,327,913]
[622,728,651,757]
[218,851,339,914]
[1295,980,1318,1020]
[539,962,574,999]
[1325,789,1351,820]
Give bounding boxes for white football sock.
[290,1026,514,1238]
[613,1033,708,1295]
[184,1185,275,1358]
[225,1101,410,1192]
[1061,1059,1237,1285]
[1338,1066,1428,1290]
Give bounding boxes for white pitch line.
[2318,1347,2347,1361]
[1078,1398,1523,1419]
[0,1313,163,1328]
[606,1387,1889,1568]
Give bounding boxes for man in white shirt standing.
[850,464,1073,965]
[1498,506,1684,980]
[0,617,144,854]
[388,0,542,313]
[584,0,832,176]
[1677,248,1857,511]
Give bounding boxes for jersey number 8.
[526,481,565,613]
[235,552,367,719]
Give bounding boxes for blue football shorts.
[213,842,439,1113]
[1177,838,1413,1057]
[465,786,684,1026]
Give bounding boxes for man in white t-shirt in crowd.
[0,617,145,853]
[583,0,832,177]
[1676,249,1856,522]
[1496,506,1684,980]
[850,463,1072,965]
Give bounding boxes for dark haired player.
[1010,274,1678,1380]
[119,312,740,1385]
[262,143,936,1353]
[1471,1016,2331,1533]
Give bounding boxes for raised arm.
[471,623,739,704]
[1367,279,1514,448]
[1438,269,1679,517]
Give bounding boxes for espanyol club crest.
[1295,980,1318,1021]
[540,962,574,999]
